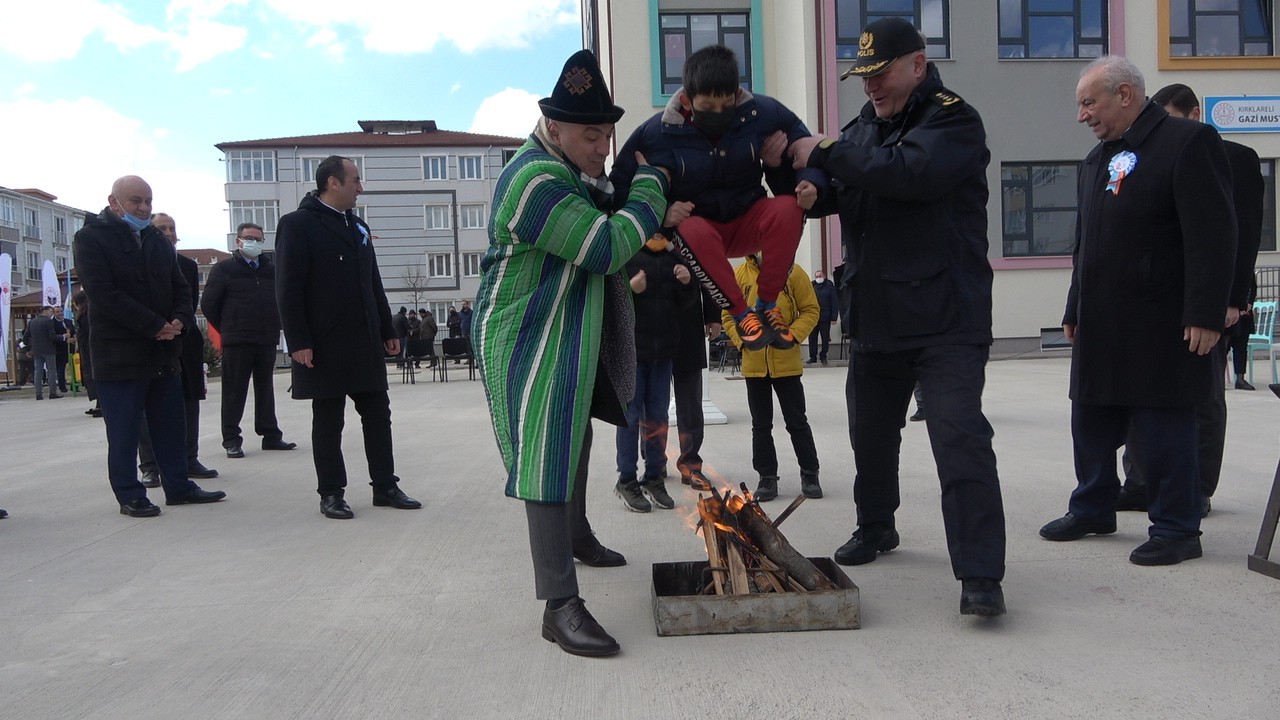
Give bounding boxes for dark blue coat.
[73,208,194,382]
[611,90,823,223]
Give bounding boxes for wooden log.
[730,501,837,591]
[725,541,752,594]
[698,498,725,595]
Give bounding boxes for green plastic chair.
[1247,300,1278,384]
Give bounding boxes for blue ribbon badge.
[358,224,370,246]
[1106,150,1137,195]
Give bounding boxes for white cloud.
[450,82,463,94]
[14,83,37,96]
[263,0,578,53]
[0,98,228,250]
[469,88,541,138]
[0,0,246,72]
[305,27,345,61]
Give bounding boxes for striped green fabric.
[474,140,668,503]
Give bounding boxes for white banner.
[0,253,10,369]
[41,260,61,308]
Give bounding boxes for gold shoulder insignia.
[932,90,963,107]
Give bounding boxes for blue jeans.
[615,360,673,482]
[97,375,199,504]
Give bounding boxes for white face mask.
[814,276,825,283]
[240,240,264,258]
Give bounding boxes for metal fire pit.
[651,557,860,636]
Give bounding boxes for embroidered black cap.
[538,49,625,125]
[839,17,926,80]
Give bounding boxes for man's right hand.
[790,135,826,169]
[291,348,314,367]
[1063,323,1076,345]
[664,201,694,227]
[635,151,671,183]
[154,320,182,341]
[630,270,648,294]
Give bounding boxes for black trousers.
[847,345,1005,580]
[746,375,819,478]
[311,390,397,497]
[220,343,283,448]
[808,320,832,361]
[525,424,595,600]
[671,364,704,476]
[138,394,200,472]
[1123,335,1227,498]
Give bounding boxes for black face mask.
[692,107,736,138]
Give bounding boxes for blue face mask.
[119,211,151,233]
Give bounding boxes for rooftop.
[216,120,524,151]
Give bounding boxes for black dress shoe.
[1235,377,1256,391]
[140,470,161,488]
[321,495,354,519]
[909,409,925,422]
[681,471,713,492]
[572,534,627,567]
[262,439,297,451]
[0,508,9,519]
[120,499,161,517]
[225,444,245,459]
[372,486,422,509]
[165,487,227,506]
[1201,496,1211,518]
[187,462,219,479]
[834,525,900,566]
[1038,513,1116,541]
[541,597,619,657]
[1115,485,1147,512]
[1129,535,1203,566]
[960,578,1006,616]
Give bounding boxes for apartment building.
[215,120,523,318]
[0,187,86,297]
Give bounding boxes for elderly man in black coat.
[73,175,226,517]
[1039,57,1236,566]
[275,155,421,520]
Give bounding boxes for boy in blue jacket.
[612,44,822,351]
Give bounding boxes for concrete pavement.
[1,357,1278,719]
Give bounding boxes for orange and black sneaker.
[763,307,797,349]
[735,309,777,351]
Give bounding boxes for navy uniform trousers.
[848,344,1006,580]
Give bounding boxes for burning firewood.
[695,485,837,595]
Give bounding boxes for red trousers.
[671,196,805,316]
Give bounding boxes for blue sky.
[0,0,584,249]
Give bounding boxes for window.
[423,155,448,180]
[459,155,484,180]
[501,148,518,166]
[998,0,1106,58]
[1169,0,1272,57]
[0,197,14,228]
[425,204,451,230]
[659,11,753,94]
[460,204,487,229]
[428,253,453,278]
[55,256,67,273]
[428,301,451,321]
[26,251,39,281]
[1261,159,1277,252]
[24,207,39,239]
[836,0,950,60]
[462,252,483,277]
[54,216,67,244]
[226,150,276,183]
[1000,162,1079,257]
[229,201,280,234]
[302,156,363,185]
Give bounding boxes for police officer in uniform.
[791,17,1006,616]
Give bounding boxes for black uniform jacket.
[202,251,281,346]
[275,193,394,400]
[73,208,194,382]
[1064,102,1236,407]
[807,63,993,353]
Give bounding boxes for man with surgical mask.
[73,175,226,517]
[201,222,295,460]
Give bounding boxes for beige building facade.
[586,0,1279,353]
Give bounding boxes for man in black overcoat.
[136,213,218,483]
[1039,58,1236,566]
[275,155,421,519]
[73,176,225,516]
[1117,83,1266,516]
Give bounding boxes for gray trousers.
[524,424,595,600]
[33,353,57,397]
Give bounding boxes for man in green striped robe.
[473,50,671,658]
